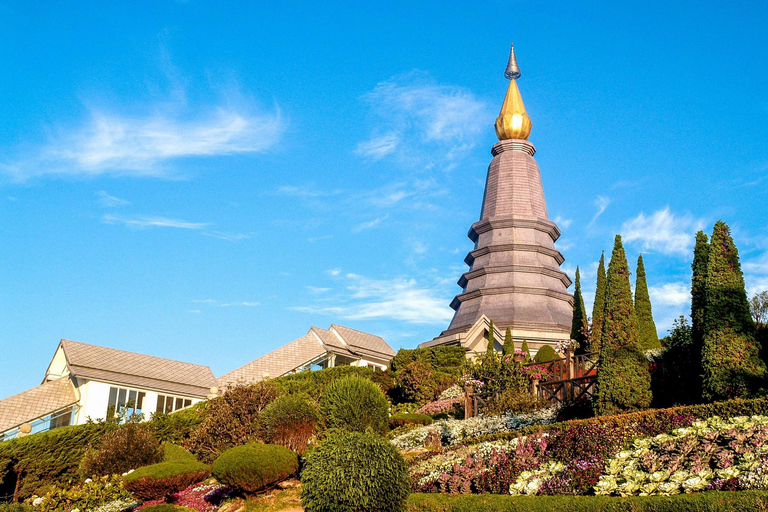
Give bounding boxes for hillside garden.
[2,221,768,511]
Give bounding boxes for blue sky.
[1,1,767,398]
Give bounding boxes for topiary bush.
[163,443,197,462]
[79,423,163,478]
[259,394,318,454]
[301,430,410,512]
[123,461,210,500]
[389,413,434,429]
[211,443,298,494]
[184,381,278,463]
[533,345,557,363]
[318,376,389,434]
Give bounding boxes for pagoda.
[421,44,573,355]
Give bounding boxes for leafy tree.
[655,316,698,406]
[635,255,660,350]
[590,252,607,352]
[594,235,652,416]
[503,327,515,355]
[750,291,768,326]
[702,221,767,400]
[570,266,589,352]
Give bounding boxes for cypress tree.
[701,221,767,400]
[570,266,589,352]
[590,252,607,353]
[635,255,660,350]
[503,327,515,355]
[521,340,531,362]
[487,320,495,353]
[594,235,652,416]
[691,231,710,357]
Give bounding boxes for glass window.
[155,394,194,415]
[106,386,146,421]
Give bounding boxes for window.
[106,387,146,421]
[155,394,192,414]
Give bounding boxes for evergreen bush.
[570,267,589,352]
[301,431,410,512]
[162,443,197,462]
[590,252,607,352]
[503,328,515,355]
[389,413,434,428]
[211,443,298,494]
[319,376,389,434]
[521,340,530,361]
[273,365,376,399]
[594,235,652,416]
[259,394,318,454]
[122,461,210,500]
[390,347,466,374]
[533,345,557,363]
[634,255,660,350]
[79,423,163,478]
[702,221,767,400]
[184,381,278,463]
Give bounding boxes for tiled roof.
[0,377,78,433]
[331,324,397,360]
[218,333,326,387]
[310,327,356,357]
[60,339,217,398]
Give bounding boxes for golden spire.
[495,43,532,141]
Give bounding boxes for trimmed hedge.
[390,413,434,429]
[302,431,410,512]
[163,443,197,462]
[468,395,768,445]
[274,366,376,399]
[390,347,467,374]
[211,443,298,493]
[406,491,768,511]
[123,461,210,500]
[533,345,557,363]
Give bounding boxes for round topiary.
[123,461,210,500]
[318,376,389,434]
[533,344,557,363]
[301,430,410,512]
[259,394,318,454]
[163,442,197,462]
[211,443,299,494]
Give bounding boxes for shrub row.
[468,395,768,445]
[390,347,467,374]
[406,491,768,512]
[390,413,434,429]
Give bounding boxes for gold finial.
[495,43,532,141]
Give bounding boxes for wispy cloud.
[622,207,705,257]
[352,215,388,233]
[291,272,453,325]
[96,190,130,207]
[275,185,343,198]
[201,231,255,242]
[356,71,490,168]
[554,215,573,229]
[220,301,260,307]
[102,214,211,230]
[590,195,610,225]
[744,251,768,296]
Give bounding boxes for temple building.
[421,43,573,356]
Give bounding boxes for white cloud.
[201,231,255,242]
[193,299,217,304]
[96,190,130,207]
[590,195,610,225]
[744,252,768,296]
[220,301,260,307]
[648,282,690,307]
[276,185,343,198]
[357,71,490,166]
[326,268,341,276]
[1,92,285,180]
[291,273,453,325]
[554,215,573,229]
[352,215,388,233]
[102,214,210,230]
[622,207,705,257]
[307,286,331,294]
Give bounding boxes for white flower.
[32,497,43,506]
[84,478,92,483]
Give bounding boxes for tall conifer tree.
[701,221,767,400]
[503,327,515,355]
[570,266,589,352]
[487,320,495,353]
[691,231,710,356]
[594,235,652,416]
[590,252,607,352]
[635,255,660,350]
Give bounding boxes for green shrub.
[259,394,318,454]
[274,366,376,400]
[184,381,278,463]
[138,506,196,512]
[211,443,298,494]
[389,413,434,429]
[123,461,210,500]
[395,361,439,404]
[318,376,389,434]
[163,443,197,462]
[302,431,410,512]
[391,347,466,374]
[533,345,557,363]
[149,404,205,445]
[0,505,35,512]
[79,423,162,478]
[26,474,134,512]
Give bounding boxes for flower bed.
[391,406,560,450]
